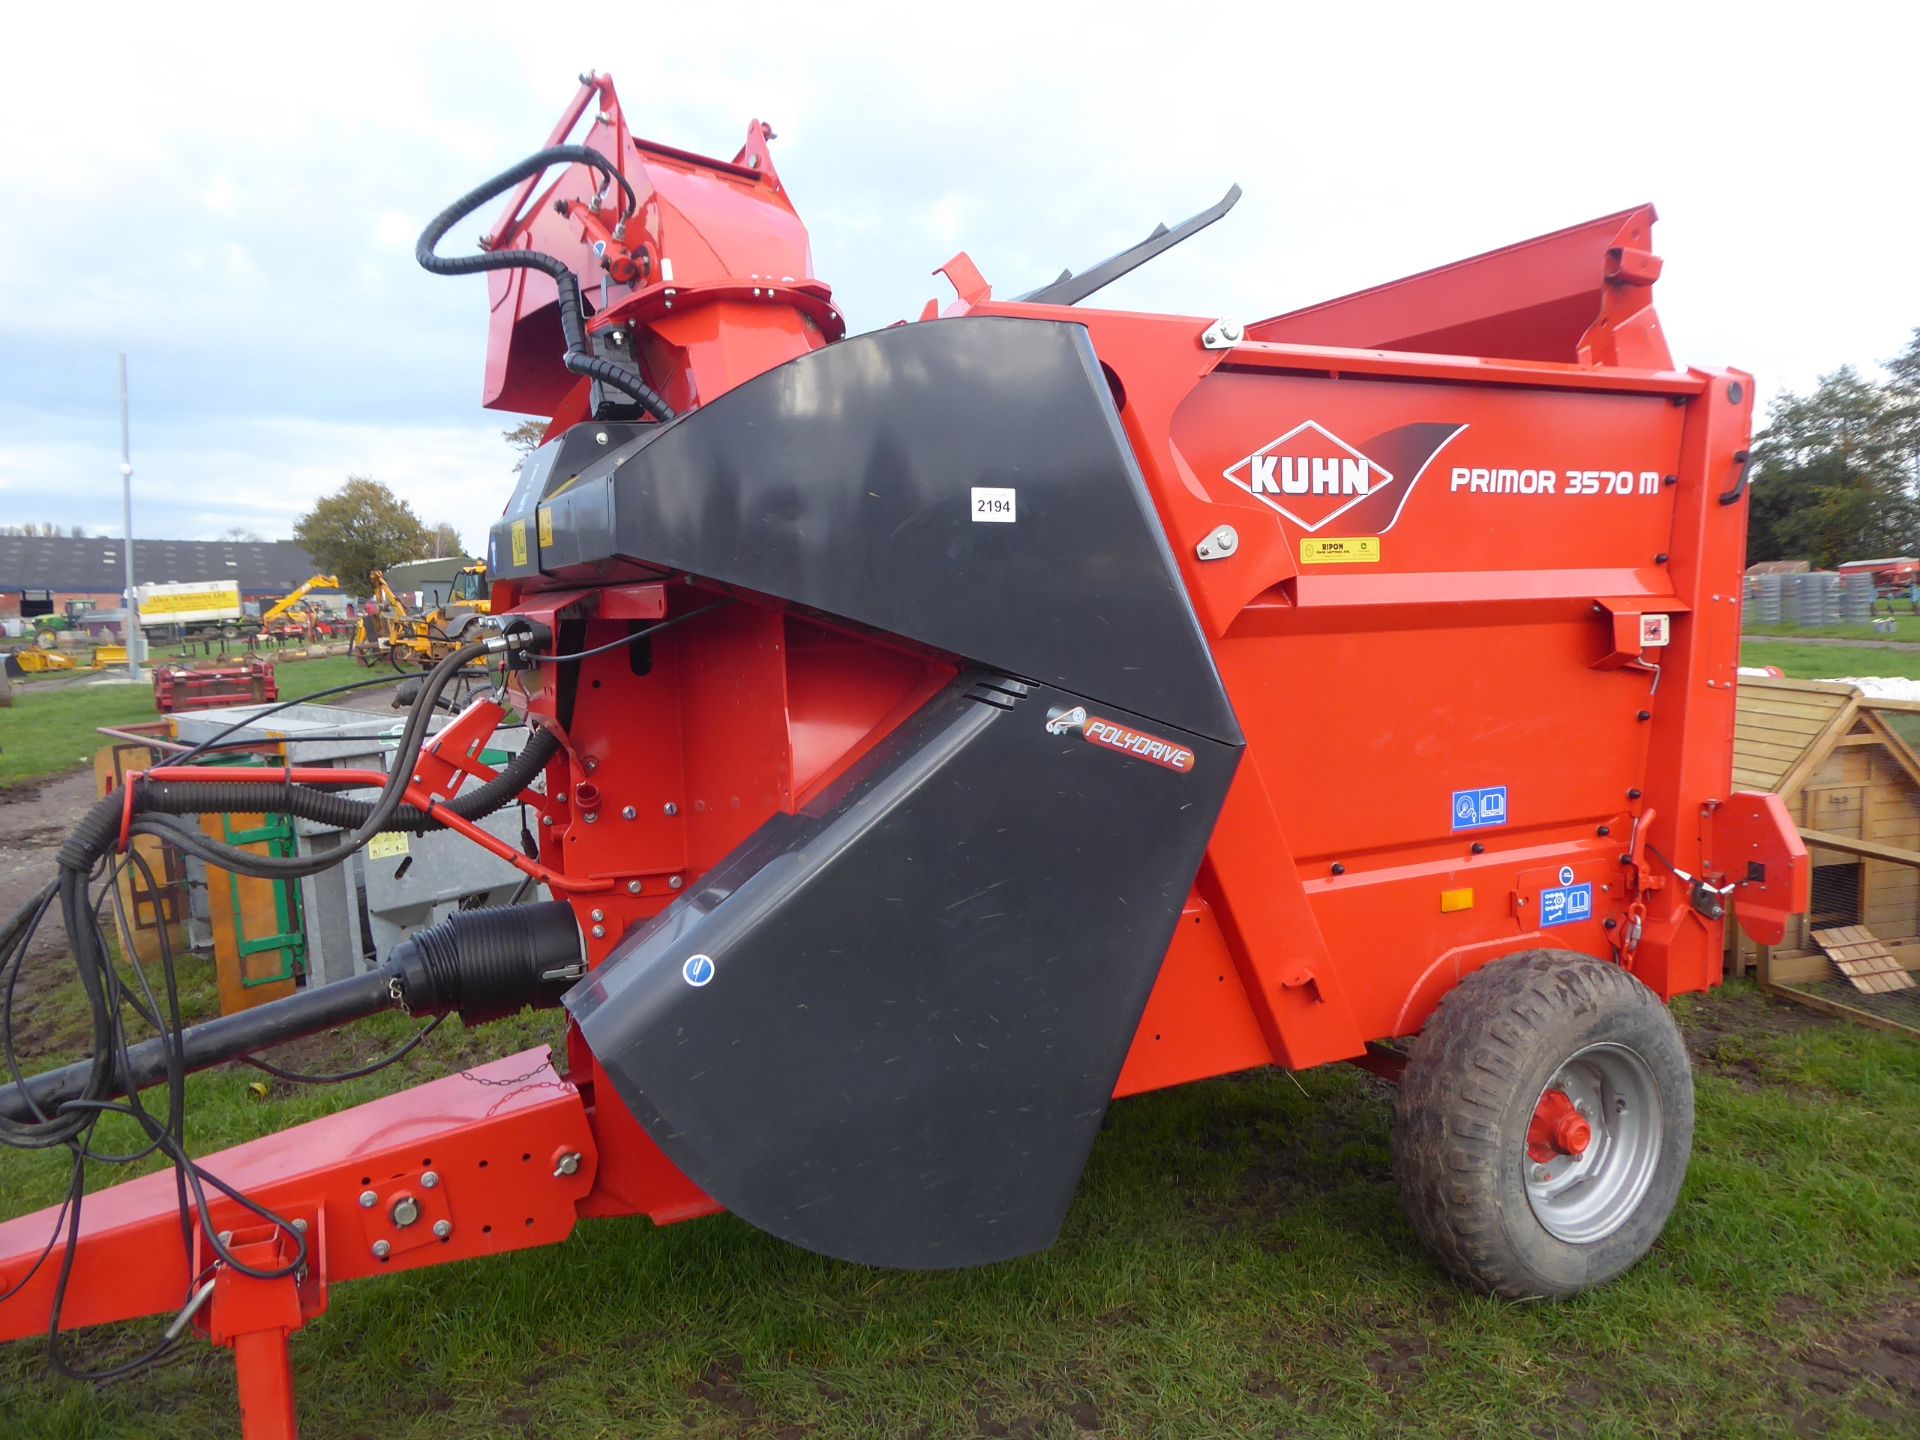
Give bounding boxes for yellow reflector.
[1439,887,1474,913]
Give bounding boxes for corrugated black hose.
[415,144,677,423]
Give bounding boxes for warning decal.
[1540,882,1594,928]
[1451,787,1508,831]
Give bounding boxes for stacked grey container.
[1746,573,1784,626]
[1788,571,1841,627]
[1839,572,1877,624]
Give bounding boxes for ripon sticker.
[1300,537,1380,565]
[971,487,1016,522]
[682,953,715,988]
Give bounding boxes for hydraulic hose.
[416,145,676,423]
[0,902,584,1126]
[58,637,517,880]
[59,727,560,870]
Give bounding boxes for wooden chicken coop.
[1731,674,1920,1032]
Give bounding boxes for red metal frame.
[0,75,1810,1434]
[153,660,277,714]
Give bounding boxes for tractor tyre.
[1391,950,1693,1300]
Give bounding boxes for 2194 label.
[971,487,1016,522]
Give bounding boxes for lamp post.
[119,354,138,679]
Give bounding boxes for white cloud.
[374,212,417,250]
[0,414,513,556]
[1,0,1917,552]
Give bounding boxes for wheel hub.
[1522,1042,1663,1245]
[1526,1089,1592,1162]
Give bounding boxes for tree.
[292,477,431,589]
[1887,327,1920,461]
[222,525,266,543]
[503,418,547,472]
[1748,363,1918,567]
[425,522,466,558]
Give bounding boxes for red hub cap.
[1526,1089,1592,1164]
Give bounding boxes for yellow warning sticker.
[1300,537,1380,565]
[537,506,554,549]
[367,832,409,860]
[510,519,528,567]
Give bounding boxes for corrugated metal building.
[0,536,331,616]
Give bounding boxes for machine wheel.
[1391,950,1693,1300]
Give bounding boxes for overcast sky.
[2,2,1915,553]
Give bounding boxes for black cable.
[157,722,529,761]
[30,854,228,1382]
[0,625,560,1376]
[112,730,561,871]
[167,663,478,767]
[9,822,455,1379]
[40,1150,183,1384]
[2,642,488,1156]
[416,145,675,423]
[237,1014,445,1084]
[0,1152,78,1306]
[111,638,495,883]
[535,599,729,664]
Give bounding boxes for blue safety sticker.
[1451,786,1509,831]
[1539,883,1593,928]
[682,953,715,987]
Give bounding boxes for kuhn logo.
[1215,421,1469,538]
[1223,421,1393,533]
[1044,706,1195,774]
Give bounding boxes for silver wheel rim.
[1523,1042,1663,1244]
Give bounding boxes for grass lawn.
[2,642,1913,1435]
[1745,617,1920,643]
[1742,640,1920,683]
[0,980,1913,1438]
[0,653,391,790]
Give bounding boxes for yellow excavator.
[258,574,341,639]
[440,563,491,628]
[352,565,489,668]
